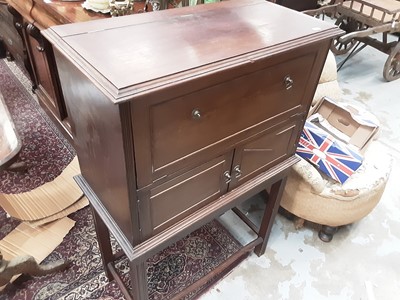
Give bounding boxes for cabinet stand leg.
[254,176,287,256]
[129,261,149,300]
[91,206,114,281]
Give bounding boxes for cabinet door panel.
[140,152,233,238]
[27,34,58,108]
[229,118,302,189]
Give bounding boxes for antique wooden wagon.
[308,0,400,81]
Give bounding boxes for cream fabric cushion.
[311,50,342,108]
[312,80,342,108]
[319,50,337,84]
[280,142,392,227]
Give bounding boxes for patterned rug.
[0,59,243,299]
[0,61,75,194]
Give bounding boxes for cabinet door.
[139,152,233,238]
[228,118,302,190]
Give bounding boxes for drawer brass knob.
[284,75,294,90]
[191,109,201,120]
[15,22,22,29]
[234,165,242,178]
[223,171,231,183]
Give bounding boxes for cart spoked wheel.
[383,42,400,82]
[331,16,362,55]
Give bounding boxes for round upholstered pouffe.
[311,50,342,109]
[280,141,393,242]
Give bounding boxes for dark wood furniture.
[0,1,21,61]
[0,1,34,81]
[43,0,341,299]
[5,0,110,143]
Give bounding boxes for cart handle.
[338,21,400,43]
[303,4,339,17]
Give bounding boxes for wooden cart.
[307,0,400,81]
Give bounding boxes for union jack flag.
[296,120,363,184]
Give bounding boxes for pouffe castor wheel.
[318,225,339,242]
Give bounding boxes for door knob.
[234,165,242,178]
[191,109,201,120]
[223,171,231,183]
[284,75,294,90]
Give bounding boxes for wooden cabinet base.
[74,157,294,300]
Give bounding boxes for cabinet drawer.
[134,51,316,187]
[140,153,232,237]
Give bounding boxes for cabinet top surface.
[43,0,341,102]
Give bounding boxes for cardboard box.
[310,97,379,152]
[25,196,88,227]
[296,120,363,184]
[0,157,83,221]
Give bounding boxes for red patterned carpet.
[0,59,242,299]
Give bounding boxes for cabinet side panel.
[54,49,137,244]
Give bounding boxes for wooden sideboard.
[5,0,108,143]
[43,0,341,299]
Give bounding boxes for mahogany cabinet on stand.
[43,1,342,299]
